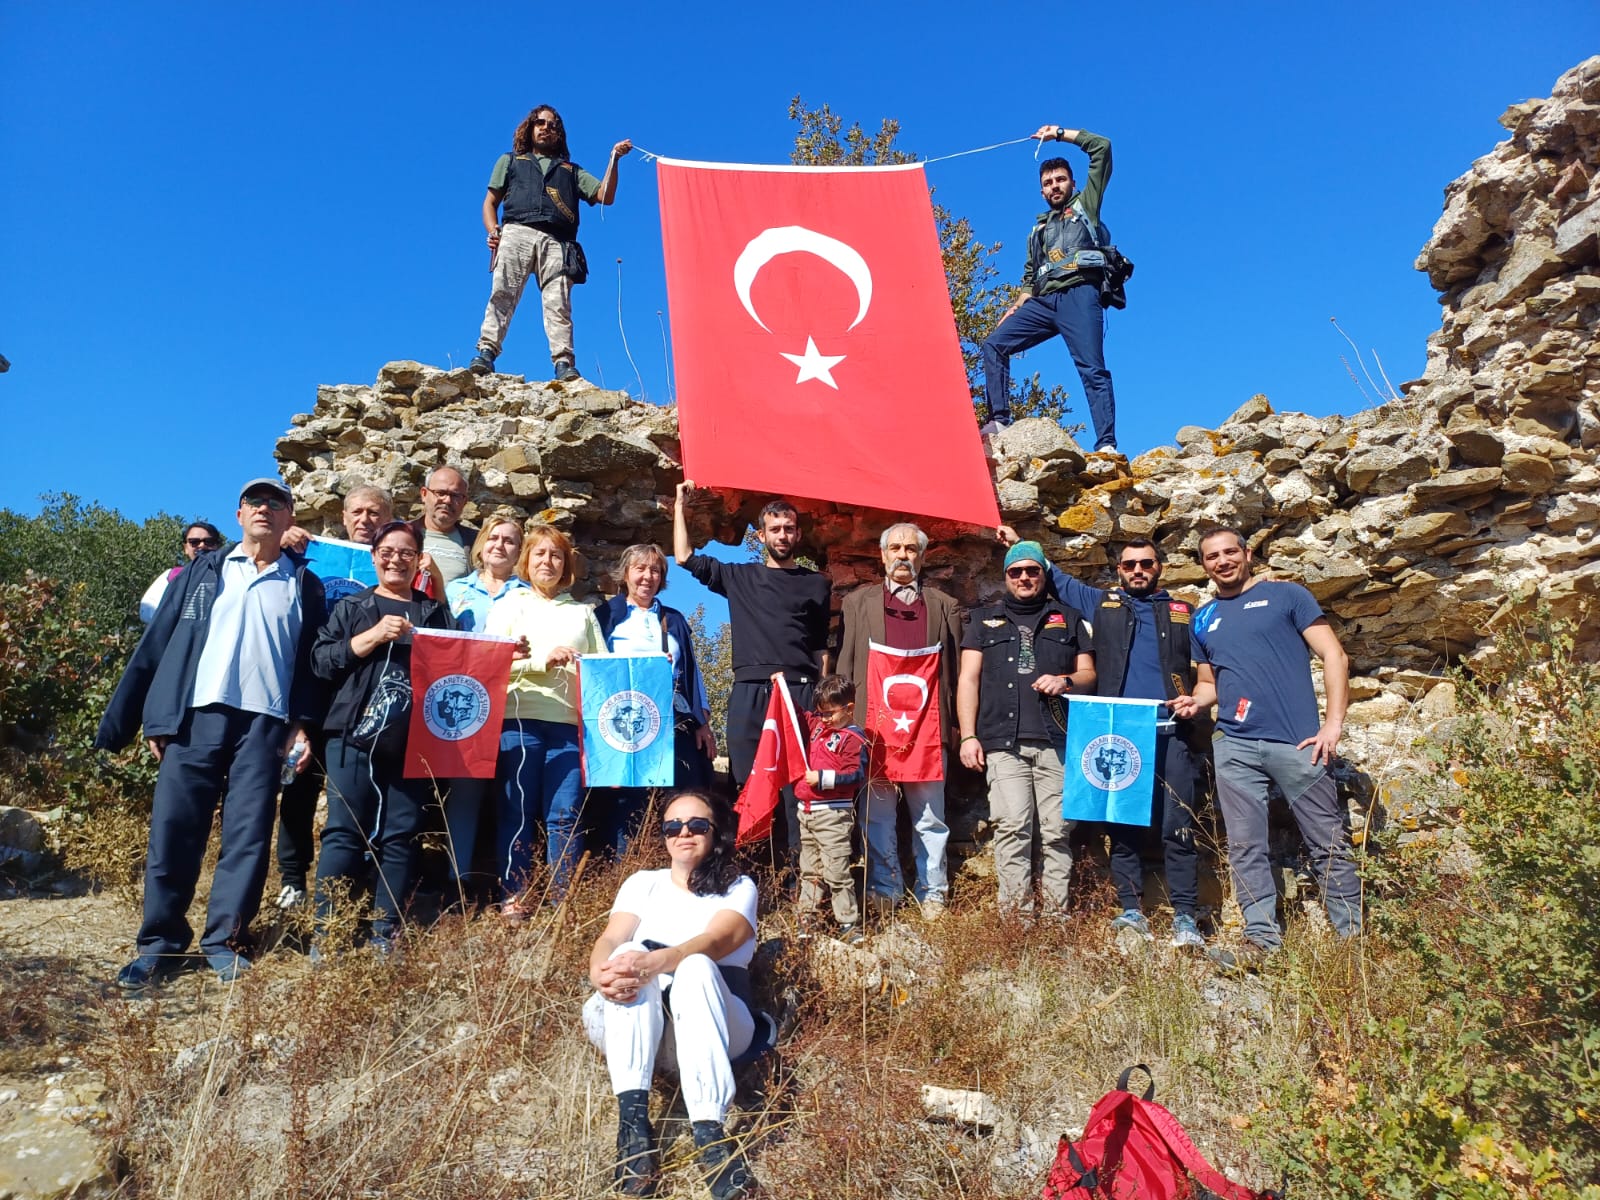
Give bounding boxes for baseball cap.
[239,477,293,504]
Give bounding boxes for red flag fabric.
[657,158,1000,529]
[734,677,809,846]
[404,629,516,780]
[865,641,945,782]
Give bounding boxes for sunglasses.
[186,537,219,548]
[1119,558,1157,571]
[1006,565,1042,579]
[242,495,290,512]
[661,817,714,838]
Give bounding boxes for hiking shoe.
[115,954,179,991]
[692,1121,756,1200]
[1171,913,1206,949]
[206,950,252,983]
[866,892,898,923]
[1110,909,1154,940]
[837,922,866,947]
[614,1090,658,1196]
[500,898,533,923]
[469,352,496,376]
[978,416,1013,437]
[368,932,399,960]
[1207,940,1273,975]
[920,898,947,923]
[554,361,580,382]
[275,884,306,911]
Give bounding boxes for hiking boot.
[866,892,898,924]
[1207,940,1274,975]
[469,352,496,376]
[613,1090,658,1196]
[554,361,580,383]
[1110,909,1153,940]
[978,415,1013,438]
[368,931,399,960]
[920,898,947,923]
[691,1120,756,1200]
[837,922,866,947]
[1170,913,1206,949]
[115,953,180,991]
[206,950,252,983]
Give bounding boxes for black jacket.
[312,589,455,736]
[95,544,327,749]
[965,600,1090,753]
[1089,590,1197,701]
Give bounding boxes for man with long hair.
[469,104,632,383]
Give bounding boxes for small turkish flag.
[658,158,1000,528]
[734,677,809,846]
[865,641,944,782]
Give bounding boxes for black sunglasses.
[186,537,220,548]
[661,817,714,838]
[1006,565,1042,579]
[1119,558,1157,570]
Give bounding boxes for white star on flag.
[780,337,846,389]
[892,713,914,733]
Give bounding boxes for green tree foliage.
[686,603,731,746]
[788,96,1070,424]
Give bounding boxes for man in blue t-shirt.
[1175,527,1362,971]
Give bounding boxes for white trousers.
[581,941,755,1123]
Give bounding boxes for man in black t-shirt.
[673,481,832,860]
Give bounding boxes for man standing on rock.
[96,478,326,988]
[468,104,632,382]
[980,123,1119,452]
[1177,527,1362,972]
[956,540,1096,920]
[837,523,963,922]
[998,525,1206,948]
[412,466,480,593]
[673,481,831,868]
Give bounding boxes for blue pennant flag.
[1062,696,1161,826]
[578,653,675,788]
[302,535,378,606]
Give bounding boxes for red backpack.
[1042,1066,1283,1200]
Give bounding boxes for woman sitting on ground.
[582,790,759,1200]
[593,543,717,855]
[311,520,454,954]
[484,523,605,912]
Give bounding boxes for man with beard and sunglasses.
[1000,526,1206,948]
[956,540,1095,920]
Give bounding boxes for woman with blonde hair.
[486,523,605,912]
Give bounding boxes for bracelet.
[960,735,979,744]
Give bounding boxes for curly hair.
[512,104,570,160]
[665,790,743,898]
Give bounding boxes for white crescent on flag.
[759,717,779,771]
[881,672,930,733]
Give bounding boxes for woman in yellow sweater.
[486,524,605,913]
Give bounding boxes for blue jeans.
[496,718,584,897]
[1212,736,1362,947]
[981,286,1117,449]
[859,779,949,903]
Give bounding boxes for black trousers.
[275,728,327,890]
[1107,733,1201,915]
[727,678,816,865]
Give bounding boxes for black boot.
[692,1120,756,1200]
[613,1090,658,1196]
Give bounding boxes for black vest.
[502,154,582,239]
[1090,591,1197,701]
[968,601,1088,751]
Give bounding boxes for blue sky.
[2,2,1593,625]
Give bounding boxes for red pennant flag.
[866,641,944,783]
[404,629,516,780]
[734,677,809,846]
[658,158,1000,529]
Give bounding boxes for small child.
[793,674,870,943]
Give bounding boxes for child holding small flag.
[792,675,870,944]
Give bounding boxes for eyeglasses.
[375,548,419,563]
[1005,565,1042,579]
[186,537,219,548]
[1119,558,1157,571]
[425,488,467,503]
[242,495,290,512]
[661,817,714,838]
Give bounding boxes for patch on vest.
[1044,613,1068,629]
[982,617,1008,628]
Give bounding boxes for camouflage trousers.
[477,223,573,366]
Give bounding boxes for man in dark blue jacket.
[96,478,327,988]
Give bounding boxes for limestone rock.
[0,1109,117,1199]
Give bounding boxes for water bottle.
[281,741,307,787]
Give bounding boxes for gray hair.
[615,543,670,587]
[879,523,929,554]
[343,485,394,517]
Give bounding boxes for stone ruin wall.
[276,57,1600,825]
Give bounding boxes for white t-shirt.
[611,869,758,968]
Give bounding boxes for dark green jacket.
[1021,130,1113,297]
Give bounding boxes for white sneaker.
[977,419,1012,438]
[276,885,306,911]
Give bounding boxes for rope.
[616,258,647,399]
[633,133,1039,169]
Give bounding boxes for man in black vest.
[980,123,1118,452]
[999,526,1205,948]
[469,105,632,382]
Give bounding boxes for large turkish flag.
[658,159,1000,528]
